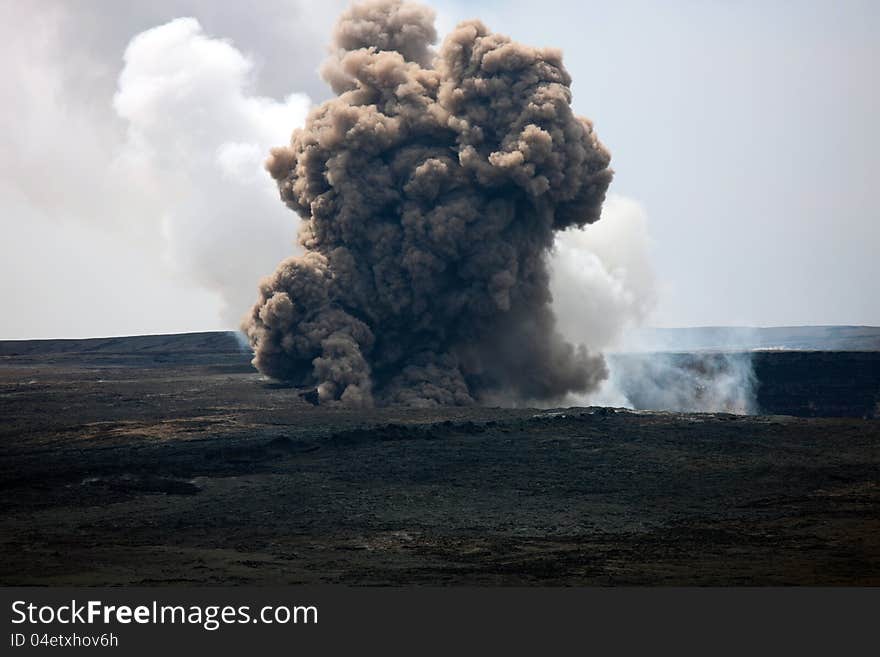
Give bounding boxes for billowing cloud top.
[243,0,614,406]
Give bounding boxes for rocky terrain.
[0,332,877,585]
[753,351,880,417]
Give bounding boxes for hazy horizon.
[3,324,878,343]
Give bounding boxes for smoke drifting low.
[242,0,614,406]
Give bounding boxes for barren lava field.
[0,332,877,585]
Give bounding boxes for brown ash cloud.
[242,0,613,406]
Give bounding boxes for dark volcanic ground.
[0,333,878,585]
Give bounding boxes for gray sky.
[1,0,877,339]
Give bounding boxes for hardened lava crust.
[0,332,877,585]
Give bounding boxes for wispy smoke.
[242,0,614,406]
[607,352,757,414]
[549,198,757,414]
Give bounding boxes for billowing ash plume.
[242,0,613,406]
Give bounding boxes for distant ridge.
[0,331,245,357]
[631,326,880,352]
[1,326,878,357]
[1,329,877,417]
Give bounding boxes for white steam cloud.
[550,197,757,413]
[113,17,310,323]
[550,195,657,353]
